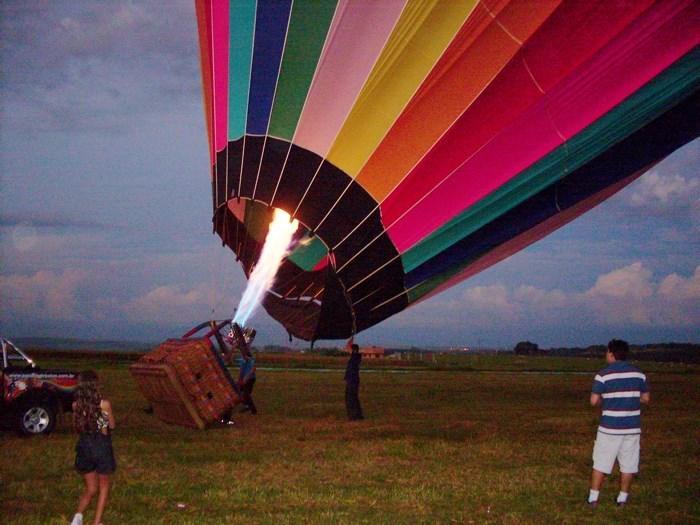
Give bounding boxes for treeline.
[515,341,700,363]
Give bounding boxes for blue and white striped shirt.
[592,361,648,435]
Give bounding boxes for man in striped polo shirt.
[587,339,650,507]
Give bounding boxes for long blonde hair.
[74,370,101,433]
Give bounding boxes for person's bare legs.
[617,472,635,504]
[590,469,606,491]
[77,472,98,514]
[93,474,110,525]
[620,472,634,492]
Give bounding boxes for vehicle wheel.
[16,401,57,436]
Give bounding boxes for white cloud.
[410,263,700,331]
[656,266,700,325]
[629,172,699,206]
[124,284,233,324]
[0,269,88,321]
[583,262,654,325]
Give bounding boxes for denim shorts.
[75,433,116,475]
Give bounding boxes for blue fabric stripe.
[246,0,292,135]
[228,0,257,140]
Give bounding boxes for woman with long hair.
[70,370,116,525]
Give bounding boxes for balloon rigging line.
[234,209,299,327]
[319,15,531,248]
[281,0,411,222]
[237,2,259,201]
[225,2,570,324]
[481,0,524,46]
[252,1,295,201]
[209,0,220,210]
[521,54,545,94]
[334,48,577,288]
[266,0,342,208]
[338,110,516,283]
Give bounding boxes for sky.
[1,1,698,349]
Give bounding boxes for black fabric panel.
[213,148,228,209]
[315,266,355,340]
[353,269,407,333]
[212,143,408,340]
[223,137,244,200]
[262,258,326,341]
[271,258,321,298]
[333,209,385,267]
[331,205,407,337]
[315,180,378,248]
[254,137,291,204]
[262,294,320,341]
[405,89,700,288]
[213,206,260,278]
[294,160,349,231]
[271,144,324,215]
[239,136,265,199]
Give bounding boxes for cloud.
[628,171,700,208]
[1,0,200,132]
[656,266,700,325]
[0,213,105,229]
[403,263,700,332]
[0,269,89,321]
[124,284,233,324]
[583,262,654,324]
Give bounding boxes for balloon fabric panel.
[356,0,652,202]
[291,0,407,159]
[267,0,337,141]
[407,89,700,307]
[402,50,700,275]
[245,0,291,136]
[381,0,700,254]
[198,0,700,340]
[228,0,255,141]
[325,0,481,178]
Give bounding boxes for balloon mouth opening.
[224,198,331,272]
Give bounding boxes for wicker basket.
[130,337,240,429]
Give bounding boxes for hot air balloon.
[195,0,700,342]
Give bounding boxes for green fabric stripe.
[267,0,337,140]
[243,200,271,242]
[288,236,328,271]
[228,0,256,140]
[402,49,700,282]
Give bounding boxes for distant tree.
[514,341,539,355]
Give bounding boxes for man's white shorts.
[592,431,640,474]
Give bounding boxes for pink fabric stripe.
[293,0,407,158]
[212,0,229,153]
[412,171,643,307]
[384,0,699,252]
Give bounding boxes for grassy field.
[1,356,698,524]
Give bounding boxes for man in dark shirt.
[344,342,363,420]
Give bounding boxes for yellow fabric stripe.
[325,0,478,177]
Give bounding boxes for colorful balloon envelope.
[196,0,700,341]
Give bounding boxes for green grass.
[2,357,699,524]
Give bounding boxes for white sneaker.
[71,512,83,525]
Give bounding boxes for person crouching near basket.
[70,370,116,525]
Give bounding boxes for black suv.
[1,338,78,435]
